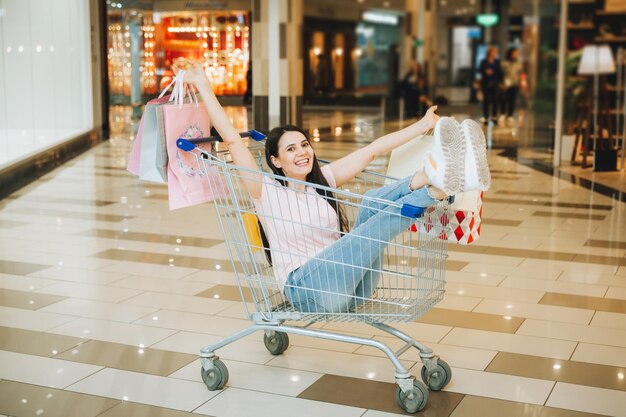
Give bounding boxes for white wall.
[0,1,7,162]
[0,0,93,168]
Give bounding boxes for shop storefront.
[302,4,404,97]
[354,15,402,90]
[106,0,251,103]
[303,18,356,95]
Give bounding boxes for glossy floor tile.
[151,330,274,364]
[66,367,218,411]
[0,380,120,417]
[473,298,594,324]
[47,317,178,347]
[0,350,102,388]
[354,335,497,371]
[40,298,158,322]
[0,326,83,357]
[539,292,626,314]
[517,319,626,348]
[449,395,604,417]
[0,287,66,310]
[133,309,252,336]
[267,346,416,384]
[299,374,464,415]
[485,352,626,392]
[195,386,365,417]
[54,339,196,376]
[122,291,237,315]
[417,307,524,333]
[0,305,74,331]
[443,367,555,405]
[36,280,143,303]
[440,328,577,360]
[97,401,208,417]
[546,383,626,417]
[571,343,626,368]
[0,259,51,275]
[0,272,58,292]
[110,275,213,295]
[171,358,323,396]
[28,265,130,285]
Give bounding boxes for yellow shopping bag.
[241,213,263,251]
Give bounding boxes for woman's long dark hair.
[258,125,349,265]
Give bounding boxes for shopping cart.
[177,135,452,413]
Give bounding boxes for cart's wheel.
[421,359,452,391]
[396,380,429,413]
[263,331,290,355]
[200,359,229,390]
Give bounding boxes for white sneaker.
[426,117,465,195]
[461,119,491,191]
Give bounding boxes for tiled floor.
[1,106,625,416]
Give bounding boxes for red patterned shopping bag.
[411,191,483,245]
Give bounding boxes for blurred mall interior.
[1,0,626,416]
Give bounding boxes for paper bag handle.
[158,70,198,107]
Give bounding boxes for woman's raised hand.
[422,105,439,131]
[172,59,208,87]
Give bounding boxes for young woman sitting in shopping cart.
[178,63,491,315]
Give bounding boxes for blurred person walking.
[499,47,522,126]
[400,61,428,118]
[478,46,502,125]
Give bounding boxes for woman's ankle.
[426,185,446,200]
[409,170,428,191]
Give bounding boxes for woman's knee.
[363,188,381,200]
[355,190,380,224]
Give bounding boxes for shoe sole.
[462,119,491,190]
[434,117,465,195]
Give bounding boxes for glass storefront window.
[355,22,401,89]
[107,6,250,101]
[0,0,93,168]
[516,2,560,166]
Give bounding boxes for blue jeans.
[284,177,438,313]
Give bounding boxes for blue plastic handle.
[401,204,425,218]
[178,129,266,144]
[248,129,266,141]
[176,139,196,152]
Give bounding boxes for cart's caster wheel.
[263,331,289,355]
[201,359,229,390]
[421,359,452,391]
[396,380,429,413]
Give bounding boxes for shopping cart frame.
[177,136,453,413]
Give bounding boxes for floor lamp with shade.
[577,44,616,171]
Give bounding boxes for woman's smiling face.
[270,130,315,181]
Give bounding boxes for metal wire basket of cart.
[177,134,453,413]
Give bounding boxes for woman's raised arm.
[327,106,439,187]
[178,64,262,199]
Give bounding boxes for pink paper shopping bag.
[162,102,228,210]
